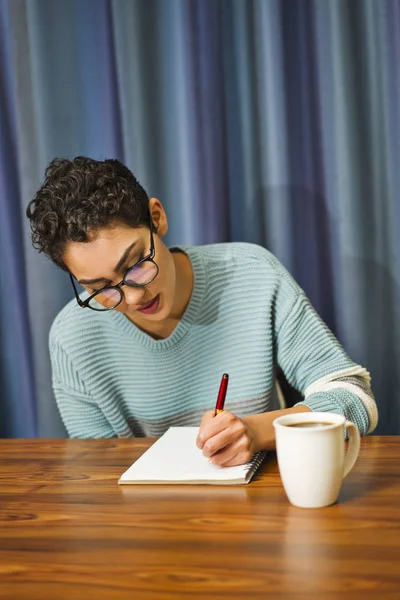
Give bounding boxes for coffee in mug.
[285,421,335,428]
[273,412,360,508]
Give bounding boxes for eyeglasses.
[70,217,159,312]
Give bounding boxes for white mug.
[273,412,360,508]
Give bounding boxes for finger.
[211,444,253,467]
[208,430,254,466]
[213,449,240,467]
[202,419,247,458]
[219,451,251,467]
[199,410,239,448]
[196,410,215,448]
[197,410,231,448]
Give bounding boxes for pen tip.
[223,373,229,379]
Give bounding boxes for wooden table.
[0,437,399,600]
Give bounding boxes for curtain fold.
[1,0,399,436]
[0,0,37,436]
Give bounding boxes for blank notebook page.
[118,427,266,485]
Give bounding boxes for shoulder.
[49,295,116,353]
[183,243,303,315]
[182,242,295,281]
[180,241,274,266]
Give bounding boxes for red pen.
[214,373,229,416]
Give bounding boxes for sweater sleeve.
[49,332,116,439]
[276,292,378,435]
[52,380,116,439]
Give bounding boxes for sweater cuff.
[295,389,370,436]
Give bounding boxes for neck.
[169,250,193,319]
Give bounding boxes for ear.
[148,198,168,237]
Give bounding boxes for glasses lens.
[88,287,122,310]
[125,261,158,286]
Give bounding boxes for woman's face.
[63,200,182,326]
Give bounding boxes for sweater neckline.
[111,246,206,350]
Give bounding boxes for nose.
[121,284,146,307]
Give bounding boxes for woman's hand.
[196,405,313,466]
[196,410,258,467]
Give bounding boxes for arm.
[53,380,116,439]
[243,288,378,451]
[50,333,116,439]
[198,271,377,465]
[275,292,377,435]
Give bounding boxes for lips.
[137,294,160,314]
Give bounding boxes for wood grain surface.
[0,436,399,600]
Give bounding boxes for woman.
[26,157,378,466]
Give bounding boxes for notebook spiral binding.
[246,451,268,477]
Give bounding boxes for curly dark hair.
[26,156,150,270]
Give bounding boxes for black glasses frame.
[70,216,159,312]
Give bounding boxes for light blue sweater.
[50,243,377,438]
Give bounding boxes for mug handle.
[343,420,361,478]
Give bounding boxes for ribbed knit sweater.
[49,243,378,438]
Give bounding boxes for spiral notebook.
[118,427,267,485]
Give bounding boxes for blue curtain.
[1,0,399,437]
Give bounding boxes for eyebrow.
[78,240,138,285]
